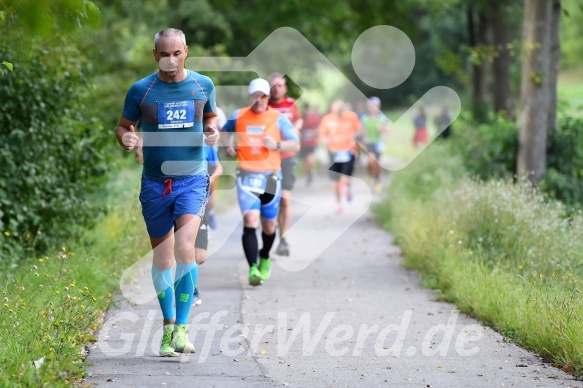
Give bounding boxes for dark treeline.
[1,0,582,267]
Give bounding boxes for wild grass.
[376,142,583,376]
[0,161,148,386]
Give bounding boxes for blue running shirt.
[122,70,216,181]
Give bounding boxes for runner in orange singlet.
[320,100,361,214]
[222,78,300,286]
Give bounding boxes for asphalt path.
[85,165,581,387]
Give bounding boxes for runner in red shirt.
[268,73,303,257]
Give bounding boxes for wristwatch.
[276,141,281,150]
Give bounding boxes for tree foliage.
[0,1,113,265]
[542,114,583,206]
[0,40,113,263]
[1,0,100,35]
[561,0,583,69]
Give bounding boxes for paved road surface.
[86,169,581,387]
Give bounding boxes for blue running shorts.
[140,173,209,238]
[236,169,282,220]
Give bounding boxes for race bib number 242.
[158,100,195,129]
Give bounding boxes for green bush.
[542,114,583,207]
[451,111,518,180]
[452,111,583,208]
[0,41,115,267]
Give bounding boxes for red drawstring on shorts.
[162,179,173,198]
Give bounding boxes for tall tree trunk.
[547,0,561,134]
[517,0,553,183]
[492,4,512,114]
[477,8,491,102]
[469,4,490,121]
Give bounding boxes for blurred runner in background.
[192,144,223,306]
[268,73,303,257]
[413,106,429,149]
[299,103,321,186]
[360,96,388,193]
[320,100,361,214]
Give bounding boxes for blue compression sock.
[152,265,175,321]
[174,262,198,324]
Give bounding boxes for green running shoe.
[159,324,178,357]
[171,324,195,353]
[259,257,272,281]
[249,264,262,286]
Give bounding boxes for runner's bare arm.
[203,111,218,129]
[293,117,304,138]
[319,123,330,146]
[135,139,144,164]
[116,115,139,152]
[263,135,299,153]
[354,120,363,140]
[220,129,237,157]
[381,119,390,134]
[203,111,220,146]
[280,139,300,153]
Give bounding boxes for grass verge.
[376,142,583,377]
[0,160,148,386]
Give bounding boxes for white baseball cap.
[369,96,381,107]
[248,78,271,96]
